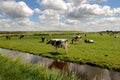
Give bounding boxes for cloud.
[0,1,33,18]
[66,0,87,6]
[0,0,120,31]
[86,17,120,31]
[39,9,60,23]
[66,4,104,19]
[0,18,45,31]
[34,8,41,14]
[92,0,107,2]
[65,19,79,25]
[41,0,67,10]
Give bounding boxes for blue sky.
[0,0,120,31]
[99,0,120,8]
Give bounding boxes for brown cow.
[71,35,82,44]
[5,35,11,40]
[19,34,24,39]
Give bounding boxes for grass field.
[0,31,120,71]
[0,53,77,80]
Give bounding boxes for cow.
[5,35,11,40]
[71,35,82,44]
[19,35,24,39]
[114,36,119,38]
[47,39,69,54]
[84,39,94,43]
[41,36,45,43]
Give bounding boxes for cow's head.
[46,40,54,45]
[46,40,51,44]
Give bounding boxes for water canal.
[0,48,120,80]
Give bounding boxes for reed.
[0,53,77,80]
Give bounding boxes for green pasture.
[0,31,120,71]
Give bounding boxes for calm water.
[0,48,120,80]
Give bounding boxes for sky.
[0,0,120,32]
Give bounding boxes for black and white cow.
[47,39,69,54]
[84,39,94,43]
[114,36,119,38]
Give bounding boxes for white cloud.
[92,0,107,2]
[65,19,79,25]
[0,18,45,31]
[0,1,33,18]
[34,8,41,14]
[67,0,87,6]
[41,0,67,10]
[113,8,120,14]
[0,0,120,31]
[86,17,120,31]
[39,9,60,23]
[66,4,104,19]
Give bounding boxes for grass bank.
[0,31,120,72]
[0,53,77,80]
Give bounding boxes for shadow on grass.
[48,52,63,55]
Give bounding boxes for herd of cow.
[5,34,119,54]
[46,35,94,54]
[5,34,24,40]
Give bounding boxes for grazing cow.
[84,39,94,43]
[85,34,87,37]
[99,32,103,36]
[19,35,24,39]
[71,35,82,44]
[41,36,45,43]
[114,36,119,38]
[49,60,69,72]
[47,39,69,54]
[5,35,11,40]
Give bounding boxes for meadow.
[0,31,120,71]
[0,53,77,80]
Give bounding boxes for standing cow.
[5,35,11,40]
[47,39,69,54]
[41,36,45,43]
[71,35,82,44]
[19,35,24,39]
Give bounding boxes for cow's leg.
[71,39,74,44]
[65,48,68,54]
[64,45,68,54]
[54,47,58,53]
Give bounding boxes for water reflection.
[49,60,70,73]
[0,48,120,80]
